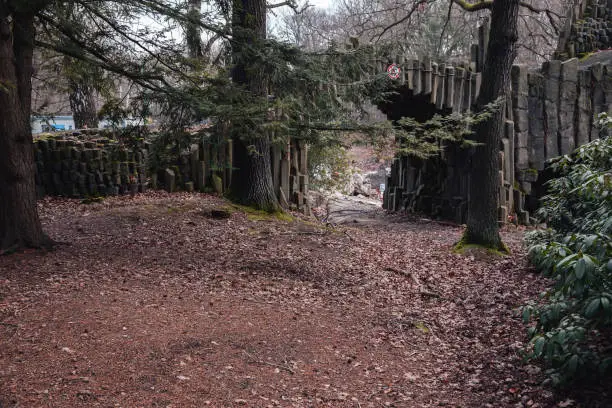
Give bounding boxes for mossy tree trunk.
[230,0,280,212]
[463,0,520,250]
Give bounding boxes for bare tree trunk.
[230,0,280,212]
[463,0,520,250]
[68,80,98,129]
[186,0,203,59]
[0,9,49,252]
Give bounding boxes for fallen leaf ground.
[0,192,589,407]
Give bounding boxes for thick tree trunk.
[464,0,520,250]
[69,81,98,129]
[232,136,279,211]
[0,10,49,251]
[230,0,280,211]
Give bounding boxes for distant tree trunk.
[186,0,203,59]
[0,10,49,251]
[68,80,98,129]
[230,0,280,212]
[463,0,520,250]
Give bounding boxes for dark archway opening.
[375,85,445,123]
[375,86,471,223]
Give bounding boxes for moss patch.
[81,196,105,205]
[453,235,511,257]
[226,204,295,223]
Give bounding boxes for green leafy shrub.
[523,115,612,386]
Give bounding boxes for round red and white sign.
[387,63,401,80]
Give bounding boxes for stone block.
[511,65,529,95]
[543,60,562,78]
[298,175,309,193]
[195,161,207,190]
[150,173,158,190]
[412,59,421,95]
[280,159,290,202]
[289,175,298,195]
[453,67,465,113]
[444,66,455,110]
[520,181,532,195]
[517,168,539,183]
[591,63,604,81]
[518,210,530,225]
[560,58,579,82]
[37,139,48,151]
[185,181,194,192]
[436,64,446,109]
[499,205,508,223]
[559,127,576,155]
[164,168,176,193]
[544,99,559,159]
[212,174,223,194]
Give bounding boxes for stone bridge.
[379,0,612,224]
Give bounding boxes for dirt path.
[0,193,561,407]
[325,194,384,225]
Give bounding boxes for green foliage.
[97,97,131,128]
[147,128,202,174]
[394,98,504,159]
[523,115,612,386]
[308,140,353,192]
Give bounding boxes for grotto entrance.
[375,86,472,223]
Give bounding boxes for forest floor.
[0,192,594,408]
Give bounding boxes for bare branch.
[451,0,492,12]
[267,0,297,9]
[371,0,433,43]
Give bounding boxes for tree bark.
[0,8,49,251]
[68,79,98,129]
[230,0,280,212]
[186,0,203,60]
[464,0,520,250]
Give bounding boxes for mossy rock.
[212,174,223,194]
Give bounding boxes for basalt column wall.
[383,55,611,224]
[33,131,147,198]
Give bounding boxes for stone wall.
[383,54,612,224]
[33,130,147,198]
[382,2,612,224]
[556,0,612,60]
[34,130,311,214]
[164,136,310,214]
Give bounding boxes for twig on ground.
[242,350,295,374]
[384,267,443,299]
[280,231,328,236]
